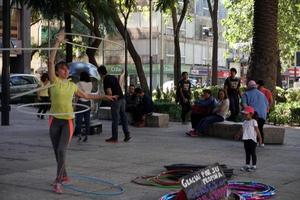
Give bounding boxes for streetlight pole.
[1,0,11,125]
[149,0,153,97]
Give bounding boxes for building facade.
[103,0,229,88]
[0,1,31,76]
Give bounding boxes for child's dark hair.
[97,65,108,75]
[203,89,211,95]
[252,111,259,120]
[55,60,68,72]
[79,71,91,82]
[230,68,237,74]
[134,87,143,94]
[41,73,49,82]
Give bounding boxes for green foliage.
[153,102,181,121]
[269,88,300,125]
[222,0,300,68]
[269,103,291,125]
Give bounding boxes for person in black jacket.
[131,87,154,127]
[125,84,138,112]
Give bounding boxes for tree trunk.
[171,7,181,87]
[211,1,218,86]
[109,4,149,94]
[207,0,219,86]
[248,0,278,92]
[64,12,73,63]
[85,9,101,67]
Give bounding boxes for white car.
[0,74,40,103]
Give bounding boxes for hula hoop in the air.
[0,47,60,51]
[16,102,90,116]
[58,32,124,51]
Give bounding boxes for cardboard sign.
[180,164,227,200]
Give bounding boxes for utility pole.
[1,0,11,125]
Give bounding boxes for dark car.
[0,74,40,103]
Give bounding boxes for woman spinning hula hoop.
[49,30,116,194]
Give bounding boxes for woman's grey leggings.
[49,117,74,182]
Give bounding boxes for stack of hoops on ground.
[131,163,233,190]
[131,164,276,200]
[159,181,276,200]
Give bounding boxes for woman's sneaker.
[53,183,63,194]
[185,130,199,137]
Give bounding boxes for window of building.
[0,8,21,39]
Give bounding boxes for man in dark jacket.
[97,65,131,142]
[131,87,154,127]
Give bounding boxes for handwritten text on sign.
[181,164,227,200]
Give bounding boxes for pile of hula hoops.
[132,163,233,189]
[158,181,276,200]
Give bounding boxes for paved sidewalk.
[0,105,299,200]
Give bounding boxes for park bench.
[207,121,285,144]
[98,106,169,127]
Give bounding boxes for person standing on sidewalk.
[97,65,131,143]
[48,31,116,194]
[224,68,241,121]
[241,80,268,147]
[177,72,191,124]
[236,106,262,172]
[37,73,50,119]
[74,71,93,142]
[256,79,273,114]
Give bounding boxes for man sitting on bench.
[128,88,154,127]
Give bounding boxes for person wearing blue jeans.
[111,98,130,140]
[75,100,91,142]
[97,65,131,143]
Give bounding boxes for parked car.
[0,74,40,104]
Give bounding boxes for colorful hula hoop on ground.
[228,180,276,200]
[57,32,124,51]
[158,181,276,200]
[63,174,124,196]
[16,102,90,116]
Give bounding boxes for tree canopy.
[222,0,300,69]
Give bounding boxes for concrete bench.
[146,113,169,128]
[207,121,285,144]
[98,107,169,127]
